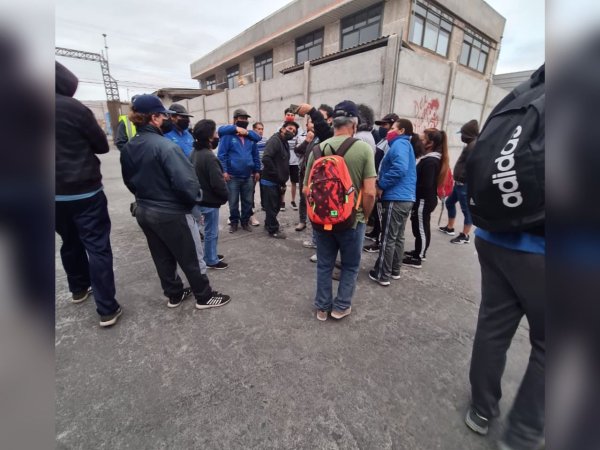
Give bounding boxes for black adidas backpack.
[467,64,545,232]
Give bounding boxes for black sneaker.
[241,223,252,232]
[99,307,122,327]
[167,287,192,308]
[402,255,422,269]
[207,261,229,270]
[364,230,379,241]
[368,269,391,286]
[280,202,286,211]
[404,250,427,261]
[196,292,231,310]
[291,201,298,210]
[72,287,92,304]
[439,225,456,236]
[218,254,225,262]
[391,271,401,280]
[450,233,470,244]
[229,223,238,233]
[363,243,380,253]
[465,407,489,435]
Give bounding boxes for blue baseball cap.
[132,94,174,114]
[333,100,359,118]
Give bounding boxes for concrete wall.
[186,37,509,164]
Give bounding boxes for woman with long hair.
[403,127,449,268]
[368,118,418,285]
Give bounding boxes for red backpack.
[437,166,454,199]
[307,138,361,232]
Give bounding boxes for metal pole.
[102,33,109,64]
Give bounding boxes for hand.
[223,172,231,182]
[305,131,315,142]
[297,103,313,117]
[254,173,260,183]
[236,127,248,136]
[376,188,383,199]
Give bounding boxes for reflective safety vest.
[118,115,137,139]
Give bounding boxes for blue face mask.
[378,126,388,141]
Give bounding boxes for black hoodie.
[55,61,109,195]
[452,119,479,183]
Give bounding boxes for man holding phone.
[282,106,304,211]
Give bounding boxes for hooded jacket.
[453,119,479,183]
[55,61,109,195]
[377,134,417,202]
[120,125,202,214]
[416,151,442,203]
[217,125,261,178]
[262,132,290,185]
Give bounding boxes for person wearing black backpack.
[464,65,545,450]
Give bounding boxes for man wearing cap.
[121,94,231,311]
[261,121,300,238]
[217,108,261,233]
[303,100,377,321]
[164,103,194,158]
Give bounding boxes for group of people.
[55,58,545,450]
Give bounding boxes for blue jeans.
[314,222,366,313]
[227,176,254,226]
[199,206,220,265]
[446,183,472,225]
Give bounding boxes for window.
[254,51,273,81]
[341,3,383,50]
[296,29,324,64]
[409,0,453,57]
[226,65,239,89]
[204,75,216,90]
[459,29,491,73]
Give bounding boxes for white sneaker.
[250,216,260,226]
[310,254,317,263]
[303,240,317,249]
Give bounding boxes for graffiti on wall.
[413,96,441,133]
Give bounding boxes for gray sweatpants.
[470,236,545,449]
[372,201,413,281]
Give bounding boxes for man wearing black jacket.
[121,95,230,310]
[55,61,122,327]
[261,121,299,238]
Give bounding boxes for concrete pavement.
[55,147,531,449]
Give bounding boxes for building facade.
[185,0,509,158]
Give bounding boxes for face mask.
[379,126,389,141]
[235,120,249,129]
[176,118,190,130]
[386,130,399,143]
[284,131,295,140]
[211,137,220,149]
[160,118,173,133]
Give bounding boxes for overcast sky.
[55,0,545,101]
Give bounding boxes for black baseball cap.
[233,108,251,118]
[375,113,399,126]
[169,104,193,117]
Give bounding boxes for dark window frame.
[254,50,273,81]
[340,3,384,51]
[459,28,491,73]
[295,28,325,65]
[226,65,239,89]
[204,75,216,90]
[409,0,453,57]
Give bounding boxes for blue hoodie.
[217,125,261,178]
[376,134,416,202]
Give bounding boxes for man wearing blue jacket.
[217,108,261,233]
[368,118,417,286]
